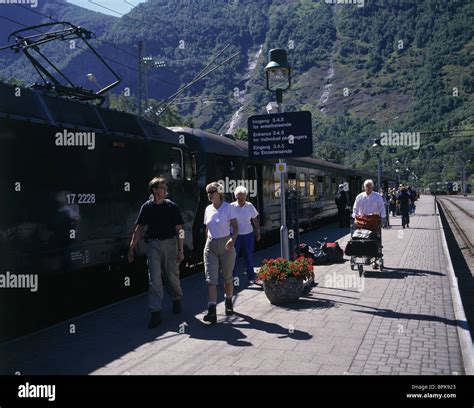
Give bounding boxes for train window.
[184,151,193,181]
[170,147,183,180]
[318,176,324,195]
[309,175,316,196]
[323,176,330,194]
[331,177,336,183]
[288,172,297,195]
[299,173,306,197]
[274,172,281,198]
[191,153,197,176]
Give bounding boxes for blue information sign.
[247,111,313,159]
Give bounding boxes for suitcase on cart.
[344,239,380,257]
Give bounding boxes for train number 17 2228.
[66,193,96,204]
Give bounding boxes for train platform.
[1,195,473,376]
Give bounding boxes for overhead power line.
[0,14,181,90]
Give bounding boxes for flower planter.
[263,277,304,305]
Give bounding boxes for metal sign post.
[279,158,289,259]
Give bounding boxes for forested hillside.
[0,0,472,185]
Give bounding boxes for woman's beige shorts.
[203,235,236,285]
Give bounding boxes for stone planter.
[263,277,304,305]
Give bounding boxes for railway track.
[443,197,474,219]
[437,197,474,256]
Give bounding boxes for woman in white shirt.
[202,182,239,324]
[231,186,260,284]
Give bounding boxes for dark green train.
[0,82,389,341]
[428,181,471,195]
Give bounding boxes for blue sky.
[66,0,147,16]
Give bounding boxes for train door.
[167,146,199,259]
[247,163,265,224]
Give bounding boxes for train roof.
[171,127,392,181]
[168,127,248,157]
[0,81,179,143]
[0,82,393,181]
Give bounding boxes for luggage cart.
[347,214,384,276]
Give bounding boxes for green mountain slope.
[0,0,472,184]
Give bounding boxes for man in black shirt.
[128,177,185,328]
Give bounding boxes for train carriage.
[0,82,389,340]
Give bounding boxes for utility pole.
[138,40,143,117]
[377,152,381,192]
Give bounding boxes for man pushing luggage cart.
[345,179,386,276]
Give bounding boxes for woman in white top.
[230,186,260,284]
[202,182,239,324]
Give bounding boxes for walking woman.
[202,182,239,324]
[231,186,261,284]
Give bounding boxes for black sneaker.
[225,298,234,316]
[172,300,182,314]
[148,311,162,328]
[203,304,217,324]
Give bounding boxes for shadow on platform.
[354,308,468,330]
[363,267,446,279]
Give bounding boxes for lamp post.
[372,138,382,191]
[265,48,291,259]
[410,172,419,191]
[373,138,390,227]
[395,159,402,185]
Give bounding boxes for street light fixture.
[265,48,291,106]
[264,48,292,259]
